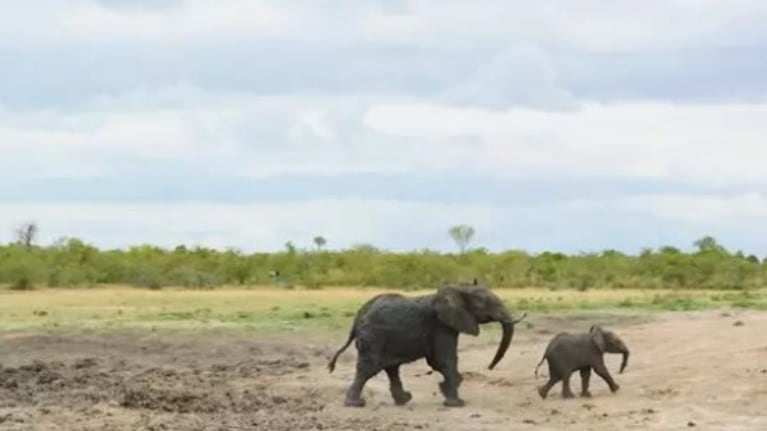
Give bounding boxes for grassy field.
[2,285,767,333]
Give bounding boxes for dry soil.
[1,310,766,430]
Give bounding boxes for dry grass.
[1,284,765,332]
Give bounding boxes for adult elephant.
[327,282,527,407]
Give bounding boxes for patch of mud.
[118,384,323,414]
[0,359,114,408]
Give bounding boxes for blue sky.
[2,0,767,254]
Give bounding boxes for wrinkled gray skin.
[328,282,527,408]
[534,325,629,399]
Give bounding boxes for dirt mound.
[118,383,324,414]
[0,358,115,408]
[0,360,66,389]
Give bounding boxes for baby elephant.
[534,325,629,399]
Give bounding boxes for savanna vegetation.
[1,222,765,293]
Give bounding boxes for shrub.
[0,235,764,291]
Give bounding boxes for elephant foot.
[344,395,366,407]
[443,397,465,407]
[392,391,412,406]
[610,384,620,393]
[438,381,450,397]
[537,386,549,400]
[562,391,575,399]
[580,391,592,398]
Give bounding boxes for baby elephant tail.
[327,326,356,373]
[534,354,547,379]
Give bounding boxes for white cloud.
[2,0,766,51]
[361,0,767,51]
[0,101,243,178]
[364,101,767,186]
[0,0,311,48]
[4,85,767,185]
[440,44,577,110]
[610,192,767,227]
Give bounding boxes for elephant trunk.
[487,310,527,370]
[619,349,629,374]
[487,319,513,370]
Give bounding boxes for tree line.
[0,223,765,291]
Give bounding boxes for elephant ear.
[432,287,479,336]
[590,325,606,353]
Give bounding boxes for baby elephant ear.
[590,326,606,353]
[432,287,479,336]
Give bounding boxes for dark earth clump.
[0,331,417,431]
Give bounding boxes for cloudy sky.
[2,0,767,254]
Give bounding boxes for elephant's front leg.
[431,332,465,407]
[592,359,620,393]
[385,365,412,406]
[579,367,592,397]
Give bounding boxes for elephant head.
[590,325,629,373]
[432,283,527,370]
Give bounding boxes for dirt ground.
[1,310,766,431]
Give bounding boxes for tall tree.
[313,235,327,251]
[448,224,475,254]
[693,236,726,254]
[284,241,297,254]
[14,222,38,250]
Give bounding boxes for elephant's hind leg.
[537,361,560,399]
[560,371,576,399]
[579,367,592,397]
[344,357,381,407]
[385,365,412,406]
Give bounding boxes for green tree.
[14,222,38,250]
[313,235,327,251]
[284,241,297,254]
[448,224,475,254]
[694,236,727,254]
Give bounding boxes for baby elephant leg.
[561,370,576,399]
[593,360,620,393]
[579,367,592,397]
[537,362,561,399]
[344,357,380,407]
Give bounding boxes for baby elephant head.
[589,325,630,373]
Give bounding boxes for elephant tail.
[327,326,356,373]
[534,354,547,378]
[327,293,390,373]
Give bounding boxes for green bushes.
[0,236,764,290]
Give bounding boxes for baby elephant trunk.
[619,349,629,374]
